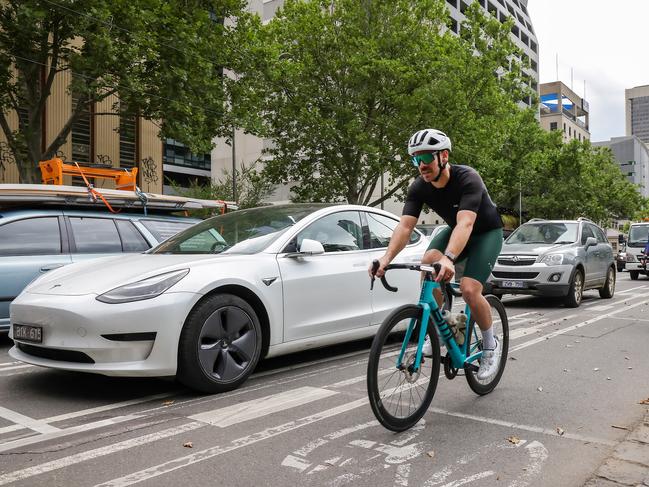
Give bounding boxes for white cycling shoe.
[477,337,501,380]
[422,334,433,357]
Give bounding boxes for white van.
[625,222,649,280]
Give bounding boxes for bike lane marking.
[1,296,645,483]
[0,406,60,435]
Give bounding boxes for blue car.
[0,208,199,332]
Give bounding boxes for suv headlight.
[97,269,189,304]
[538,253,564,265]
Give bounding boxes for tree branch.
[43,92,90,158]
[367,174,412,207]
[0,112,18,151]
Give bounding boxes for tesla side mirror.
[299,238,325,255]
[585,237,597,248]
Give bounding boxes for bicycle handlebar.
[370,260,442,293]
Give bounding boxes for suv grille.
[491,271,539,279]
[497,256,537,266]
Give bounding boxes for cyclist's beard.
[419,165,437,182]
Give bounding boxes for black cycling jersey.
[403,164,502,234]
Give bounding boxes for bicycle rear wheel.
[367,305,440,432]
[464,295,509,395]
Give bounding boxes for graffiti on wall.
[0,142,15,176]
[96,154,114,167]
[140,156,158,185]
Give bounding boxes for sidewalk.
[583,409,649,486]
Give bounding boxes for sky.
[527,0,649,142]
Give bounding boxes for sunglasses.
[410,152,439,167]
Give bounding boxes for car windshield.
[629,225,649,245]
[152,204,327,255]
[506,222,578,245]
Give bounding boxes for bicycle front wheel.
[367,305,440,432]
[464,295,509,395]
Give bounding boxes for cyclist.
[369,129,503,380]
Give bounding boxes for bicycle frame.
[396,273,482,373]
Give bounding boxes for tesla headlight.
[96,269,189,304]
[538,253,564,265]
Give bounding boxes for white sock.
[481,326,496,350]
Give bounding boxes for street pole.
[519,178,522,225]
[231,125,236,202]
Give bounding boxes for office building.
[540,81,590,142]
[625,85,649,144]
[592,135,649,198]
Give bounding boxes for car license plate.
[501,280,526,289]
[13,324,42,343]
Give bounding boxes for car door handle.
[40,264,65,272]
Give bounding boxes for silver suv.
[485,218,616,307]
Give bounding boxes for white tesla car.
[10,204,427,393]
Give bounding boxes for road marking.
[0,414,140,453]
[0,392,176,437]
[616,285,647,294]
[428,408,615,446]
[94,397,369,487]
[587,304,616,311]
[511,297,648,354]
[0,406,59,435]
[189,386,338,427]
[509,314,579,340]
[0,422,204,486]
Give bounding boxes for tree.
[169,161,275,217]
[239,0,530,205]
[0,0,252,182]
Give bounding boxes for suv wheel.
[630,270,639,280]
[599,267,615,299]
[564,269,584,308]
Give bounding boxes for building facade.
[0,70,164,193]
[592,136,649,198]
[539,81,590,142]
[212,0,539,220]
[625,85,649,144]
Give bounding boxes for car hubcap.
[197,306,256,382]
[574,274,583,303]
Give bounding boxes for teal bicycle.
[367,261,509,432]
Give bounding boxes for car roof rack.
[0,184,238,213]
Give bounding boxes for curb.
[583,410,649,486]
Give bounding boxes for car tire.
[177,293,262,394]
[563,269,584,308]
[630,270,639,280]
[599,266,615,299]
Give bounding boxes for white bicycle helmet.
[407,129,452,156]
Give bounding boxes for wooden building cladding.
[0,69,163,193]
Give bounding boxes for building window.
[550,122,557,131]
[446,0,457,8]
[530,40,537,53]
[71,90,92,164]
[163,139,211,171]
[450,17,458,33]
[119,109,137,169]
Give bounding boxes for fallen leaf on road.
[537,386,543,392]
[507,436,521,445]
[611,425,629,430]
[628,367,633,370]
[183,442,193,448]
[566,344,573,348]
[556,427,565,436]
[639,398,649,405]
[593,368,600,372]
[625,357,630,360]
[606,377,612,381]
[563,368,569,372]
[426,450,435,459]
[162,400,175,406]
[509,356,517,361]
[574,340,580,343]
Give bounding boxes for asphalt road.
[0,273,648,487]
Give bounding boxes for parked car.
[9,204,427,393]
[485,218,615,307]
[0,208,199,333]
[624,222,649,280]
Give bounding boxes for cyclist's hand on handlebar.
[368,257,389,279]
[435,256,455,283]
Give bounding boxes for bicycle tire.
[464,295,509,395]
[367,305,440,432]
